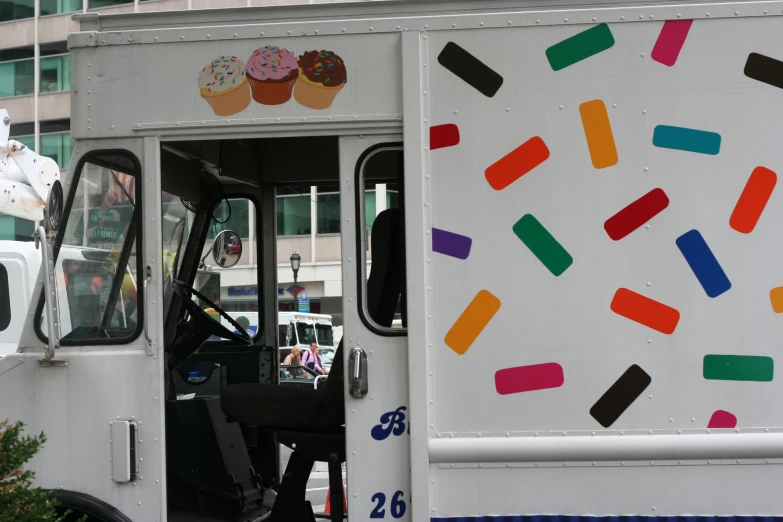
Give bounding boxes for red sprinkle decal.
[707,410,737,429]
[604,188,670,241]
[430,124,461,150]
[495,363,564,395]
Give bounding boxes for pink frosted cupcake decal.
[246,45,299,105]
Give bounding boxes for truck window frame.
[34,149,144,347]
[0,263,10,332]
[354,142,406,337]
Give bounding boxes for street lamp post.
[290,252,301,312]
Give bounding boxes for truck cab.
[3,1,783,521]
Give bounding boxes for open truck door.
[339,137,410,520]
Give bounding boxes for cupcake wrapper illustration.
[249,75,298,105]
[201,83,252,116]
[294,74,345,110]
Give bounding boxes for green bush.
[0,419,73,521]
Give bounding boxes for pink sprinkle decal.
[707,410,737,429]
[651,20,693,67]
[495,363,564,395]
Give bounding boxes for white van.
[0,240,137,354]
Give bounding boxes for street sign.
[92,226,122,241]
[298,297,310,313]
[89,209,119,224]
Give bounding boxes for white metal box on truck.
[2,1,783,521]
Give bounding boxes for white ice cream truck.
[3,0,783,521]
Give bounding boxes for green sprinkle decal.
[703,355,774,382]
[546,24,615,71]
[513,214,573,276]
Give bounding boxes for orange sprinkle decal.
[579,100,618,169]
[730,166,777,234]
[444,290,501,355]
[610,288,680,335]
[485,137,550,191]
[770,287,783,313]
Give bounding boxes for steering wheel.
[171,279,252,345]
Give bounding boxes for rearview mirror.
[211,230,242,268]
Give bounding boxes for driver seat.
[221,207,403,521]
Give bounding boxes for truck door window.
[37,151,142,344]
[357,145,406,334]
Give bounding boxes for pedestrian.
[302,342,325,375]
[283,345,303,366]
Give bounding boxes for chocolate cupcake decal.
[293,50,347,110]
[198,56,252,116]
[246,46,299,105]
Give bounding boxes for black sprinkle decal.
[437,42,503,97]
[590,364,651,428]
[744,52,783,90]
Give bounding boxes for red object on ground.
[324,485,348,515]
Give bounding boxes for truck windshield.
[316,323,333,346]
[296,322,316,345]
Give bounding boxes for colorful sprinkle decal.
[485,137,550,191]
[444,290,501,355]
[769,287,783,313]
[707,410,737,429]
[651,20,693,67]
[432,228,472,260]
[676,230,731,298]
[430,124,461,150]
[545,23,615,71]
[512,214,573,277]
[703,355,773,382]
[437,42,504,97]
[729,167,777,234]
[579,100,618,169]
[610,288,680,334]
[495,363,564,395]
[590,364,651,428]
[653,125,721,155]
[744,52,783,91]
[604,189,669,241]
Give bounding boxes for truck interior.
[46,135,404,521]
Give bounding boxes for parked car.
[279,365,327,389]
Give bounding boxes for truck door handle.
[348,347,368,399]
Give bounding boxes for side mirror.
[44,179,63,233]
[211,229,242,268]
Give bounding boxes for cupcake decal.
[246,46,299,105]
[198,56,252,117]
[197,48,347,115]
[294,50,347,110]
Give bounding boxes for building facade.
[1,0,381,325]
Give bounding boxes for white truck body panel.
[1,1,781,521]
[0,241,39,355]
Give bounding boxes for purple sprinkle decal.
[433,228,472,260]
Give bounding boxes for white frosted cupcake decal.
[198,56,252,116]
